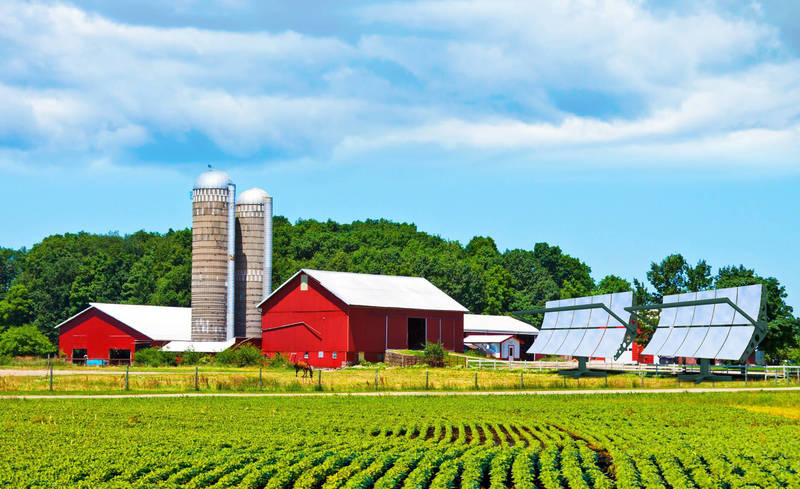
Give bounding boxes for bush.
[0,325,56,357]
[268,352,290,369]
[133,347,178,367]
[214,344,263,367]
[180,348,205,365]
[423,342,445,367]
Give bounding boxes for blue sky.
[0,0,798,310]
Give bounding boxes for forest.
[0,217,798,360]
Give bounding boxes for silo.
[234,188,272,338]
[191,169,236,342]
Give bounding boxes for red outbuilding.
[258,269,468,368]
[56,303,191,364]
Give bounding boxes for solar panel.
[526,299,559,354]
[641,294,678,356]
[557,296,591,355]
[592,292,633,358]
[639,284,764,362]
[540,298,575,355]
[572,294,610,357]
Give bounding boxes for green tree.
[0,248,25,299]
[594,275,632,295]
[0,325,56,357]
[0,284,34,331]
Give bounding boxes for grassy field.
[1,391,798,488]
[1,364,797,395]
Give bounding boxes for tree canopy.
[1,220,797,360]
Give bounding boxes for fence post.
[49,361,53,392]
[195,366,199,391]
[786,366,789,385]
[775,368,778,385]
[474,371,478,390]
[520,371,523,389]
[425,371,429,390]
[318,369,321,389]
[125,364,129,391]
[641,371,644,388]
[375,369,379,390]
[745,365,748,385]
[259,367,262,391]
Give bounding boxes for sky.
[0,0,798,310]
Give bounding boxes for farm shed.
[56,303,190,364]
[258,269,468,367]
[463,314,538,358]
[463,334,522,360]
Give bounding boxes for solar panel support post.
[558,356,607,379]
[677,358,732,384]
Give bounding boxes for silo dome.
[194,169,233,189]
[237,187,270,204]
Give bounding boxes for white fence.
[464,358,800,380]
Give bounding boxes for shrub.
[0,325,56,357]
[133,347,178,367]
[214,344,263,367]
[180,348,205,365]
[423,342,445,367]
[268,352,290,369]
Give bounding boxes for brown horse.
[289,354,314,379]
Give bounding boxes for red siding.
[58,308,151,362]
[261,273,465,368]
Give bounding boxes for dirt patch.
[548,424,615,481]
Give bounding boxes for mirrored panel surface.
[608,291,633,326]
[642,327,672,356]
[555,298,576,328]
[674,292,697,326]
[571,296,593,329]
[691,290,716,326]
[692,324,731,359]
[573,328,605,357]
[733,285,762,325]
[658,294,680,327]
[716,325,755,360]
[674,327,709,357]
[711,287,738,325]
[527,329,554,354]
[657,326,691,357]
[540,329,569,355]
[557,329,587,356]
[592,328,627,358]
[588,294,611,328]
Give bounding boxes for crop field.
[2,392,799,488]
[2,365,796,394]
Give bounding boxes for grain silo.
[234,188,273,338]
[191,169,236,342]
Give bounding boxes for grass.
[1,364,797,395]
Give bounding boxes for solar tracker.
[638,284,765,362]
[517,291,636,377]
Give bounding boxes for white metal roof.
[194,169,233,189]
[464,314,539,335]
[56,303,191,342]
[162,339,235,353]
[258,269,468,312]
[464,334,516,344]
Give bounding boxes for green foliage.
[646,254,712,299]
[422,342,445,367]
[0,324,55,357]
[0,284,34,331]
[180,348,205,366]
[133,347,178,367]
[0,248,25,299]
[267,352,290,368]
[594,275,632,294]
[215,345,263,367]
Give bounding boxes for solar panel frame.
[716,325,755,360]
[692,287,737,359]
[674,290,715,357]
[540,298,575,355]
[557,296,591,355]
[641,294,678,357]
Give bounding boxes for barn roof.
[464,314,539,335]
[55,303,191,342]
[162,339,235,353]
[463,334,516,344]
[258,269,468,312]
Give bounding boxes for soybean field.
[1,391,799,488]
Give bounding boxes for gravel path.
[2,386,799,399]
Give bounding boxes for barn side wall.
[58,309,151,362]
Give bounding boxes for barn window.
[318,351,324,359]
[300,274,308,291]
[71,349,87,364]
[332,352,338,359]
[304,352,309,359]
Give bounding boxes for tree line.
[0,218,797,361]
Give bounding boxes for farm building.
[463,334,522,360]
[463,314,538,358]
[259,269,468,367]
[56,303,190,364]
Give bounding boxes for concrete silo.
[234,188,273,338]
[191,169,236,342]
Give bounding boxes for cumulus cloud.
[0,0,798,172]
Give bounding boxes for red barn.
[258,269,468,368]
[56,303,191,364]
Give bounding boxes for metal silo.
[191,169,236,342]
[234,188,272,338]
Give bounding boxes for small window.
[318,351,324,359]
[332,352,338,360]
[304,352,309,359]
[300,275,308,291]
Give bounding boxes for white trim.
[54,305,95,329]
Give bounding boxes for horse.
[289,353,314,379]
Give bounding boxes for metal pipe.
[226,183,236,340]
[263,195,273,297]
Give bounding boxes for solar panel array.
[527,292,633,359]
[641,284,763,361]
